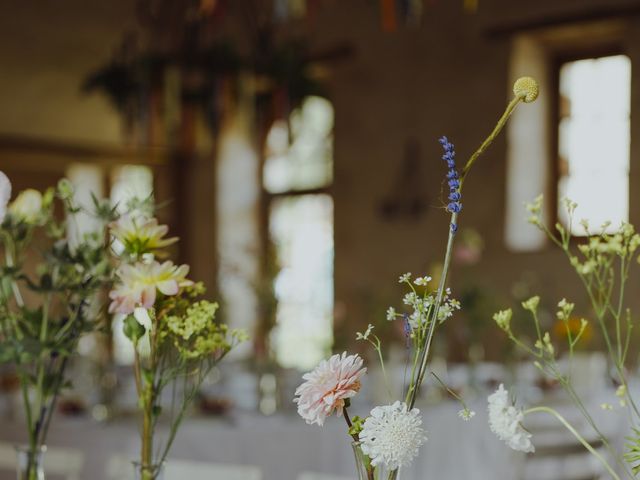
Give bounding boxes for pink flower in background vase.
[294,352,366,426]
[109,260,193,314]
[0,171,11,223]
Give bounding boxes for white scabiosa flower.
[488,384,534,453]
[360,401,426,470]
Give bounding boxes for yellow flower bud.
[513,77,539,103]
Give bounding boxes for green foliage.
[124,314,146,343]
[0,179,118,453]
[495,197,640,479]
[625,429,640,475]
[348,415,365,436]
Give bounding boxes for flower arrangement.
[294,78,539,480]
[108,213,247,480]
[489,196,640,479]
[0,173,116,479]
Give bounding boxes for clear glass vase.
[133,461,165,480]
[352,442,400,480]
[15,445,46,480]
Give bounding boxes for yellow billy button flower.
[513,76,539,103]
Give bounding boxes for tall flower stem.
[408,90,528,409]
[525,407,622,480]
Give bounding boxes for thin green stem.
[369,336,393,400]
[525,407,622,480]
[407,93,527,409]
[459,96,523,187]
[408,214,456,409]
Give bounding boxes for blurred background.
[1,0,640,478]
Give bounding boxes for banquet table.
[0,400,522,480]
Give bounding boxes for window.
[265,96,335,370]
[505,26,628,250]
[66,164,105,245]
[557,54,631,235]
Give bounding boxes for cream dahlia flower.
[0,171,11,223]
[360,401,426,470]
[294,352,366,426]
[488,384,534,453]
[110,215,177,255]
[109,260,193,314]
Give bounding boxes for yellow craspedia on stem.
[513,76,539,103]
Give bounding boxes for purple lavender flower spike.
[439,136,462,225]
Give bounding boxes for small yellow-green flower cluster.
[493,309,512,333]
[167,301,219,341]
[164,300,247,360]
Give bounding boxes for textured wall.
[1,0,640,359]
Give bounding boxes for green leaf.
[152,405,162,418]
[625,428,640,475]
[348,415,365,436]
[123,315,145,344]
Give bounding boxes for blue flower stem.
[407,95,526,410]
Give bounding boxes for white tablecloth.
[0,400,521,480]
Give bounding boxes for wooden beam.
[484,4,640,38]
[0,134,169,173]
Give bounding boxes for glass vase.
[133,461,165,480]
[15,445,46,480]
[352,442,400,480]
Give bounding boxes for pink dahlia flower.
[294,352,366,426]
[109,260,193,314]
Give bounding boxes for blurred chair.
[0,443,84,480]
[297,473,352,480]
[108,455,262,480]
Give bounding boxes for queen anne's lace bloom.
[360,401,427,470]
[294,352,366,426]
[488,384,534,453]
